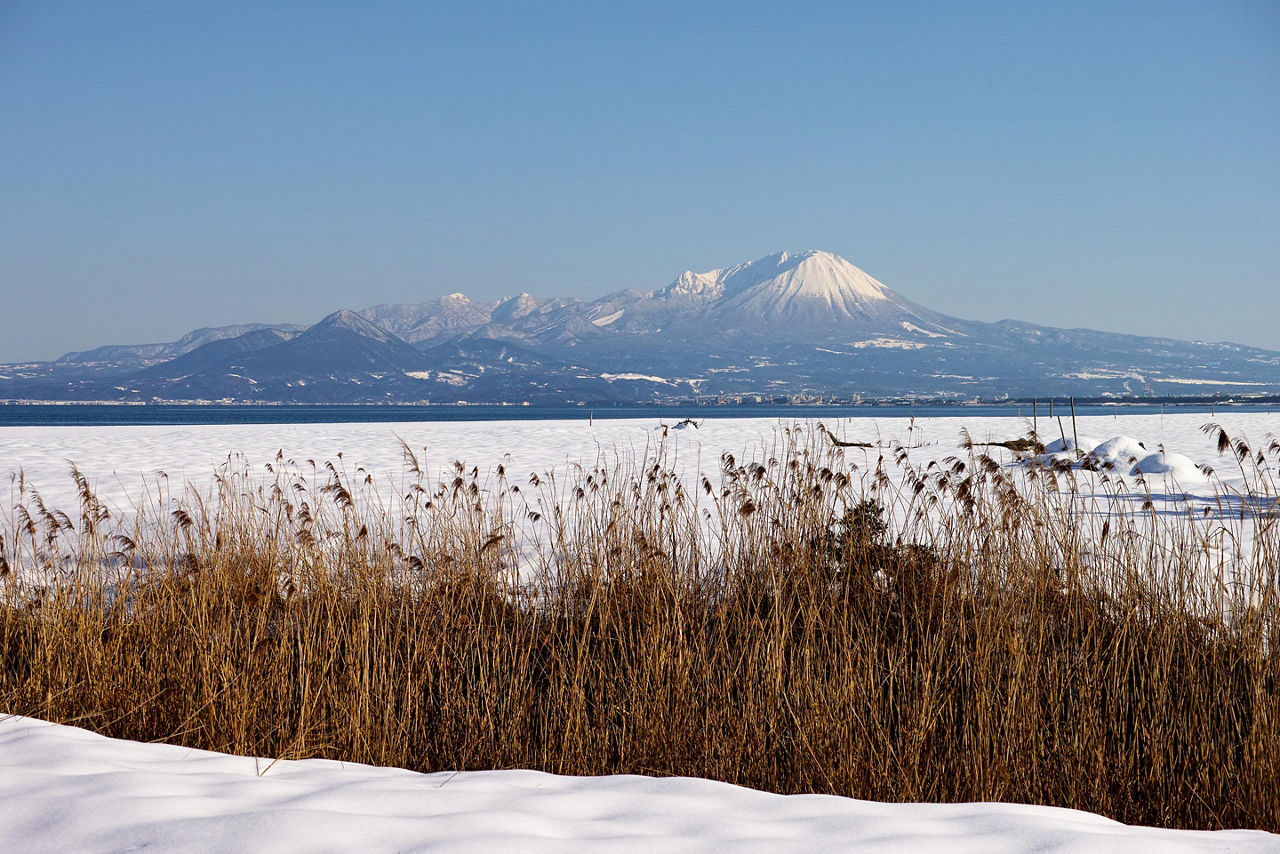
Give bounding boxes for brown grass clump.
[2,426,1278,831]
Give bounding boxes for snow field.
[2,412,1275,521]
[3,412,1276,607]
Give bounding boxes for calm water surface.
[0,402,1272,427]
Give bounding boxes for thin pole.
[1070,396,1079,452]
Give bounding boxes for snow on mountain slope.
[575,249,952,338]
[360,294,495,344]
[723,250,891,302]
[661,250,889,304]
[491,292,544,322]
[659,250,954,332]
[663,267,727,299]
[55,323,305,367]
[311,309,409,347]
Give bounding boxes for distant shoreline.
[1,398,1275,428]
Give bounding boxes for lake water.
[0,401,1272,427]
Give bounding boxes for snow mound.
[1086,436,1150,469]
[1,716,1274,853]
[1043,436,1100,455]
[1130,451,1207,483]
[1026,435,1211,486]
[1033,435,1101,465]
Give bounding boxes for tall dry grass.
[2,424,1278,831]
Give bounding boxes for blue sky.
[2,0,1277,360]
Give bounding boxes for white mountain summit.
[656,249,945,332]
[665,250,886,301]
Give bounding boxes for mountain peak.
[759,248,827,266]
[665,268,724,298]
[742,249,891,303]
[316,308,374,330]
[311,309,404,345]
[659,249,893,316]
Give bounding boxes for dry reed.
[2,424,1277,831]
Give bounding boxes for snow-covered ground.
[2,414,1278,850]
[2,412,1276,600]
[1,715,1275,853]
[4,413,1276,582]
[1,412,1276,517]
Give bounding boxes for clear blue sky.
[2,0,1277,361]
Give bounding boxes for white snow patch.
[900,321,945,338]
[591,309,625,327]
[1085,436,1150,469]
[1043,436,1100,455]
[664,268,724,298]
[1061,370,1145,381]
[600,373,672,385]
[0,716,1274,854]
[1130,450,1207,482]
[1154,378,1268,387]
[404,371,433,380]
[847,338,927,350]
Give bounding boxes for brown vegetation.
[2,426,1278,831]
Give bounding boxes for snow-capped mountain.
[3,250,1278,403]
[673,249,952,331]
[456,249,960,347]
[667,250,892,311]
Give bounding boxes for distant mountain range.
[4,250,1278,404]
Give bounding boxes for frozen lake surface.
[3,411,1277,515]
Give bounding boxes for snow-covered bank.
[1,715,1274,853]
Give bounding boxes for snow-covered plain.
[2,412,1279,851]
[3,411,1277,602]
[2,412,1276,518]
[1,715,1276,853]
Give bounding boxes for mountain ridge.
[6,249,1277,404]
